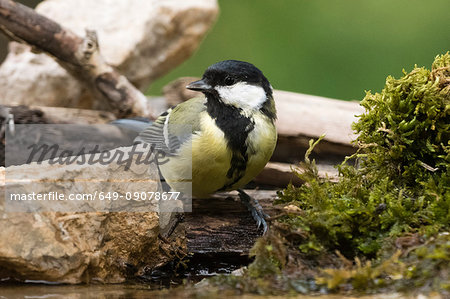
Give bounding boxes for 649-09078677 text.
[8,191,182,201]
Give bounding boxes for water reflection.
[0,284,165,299]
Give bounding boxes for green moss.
[317,232,450,292]
[248,236,284,278]
[241,53,450,295]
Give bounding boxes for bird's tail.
[110,118,152,134]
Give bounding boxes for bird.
[116,60,277,232]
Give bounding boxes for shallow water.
[0,253,251,298]
[0,284,434,299]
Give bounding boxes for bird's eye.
[224,76,235,86]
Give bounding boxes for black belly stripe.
[205,94,255,190]
[220,151,248,191]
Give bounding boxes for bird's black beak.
[186,79,212,92]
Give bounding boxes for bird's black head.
[186,60,273,100]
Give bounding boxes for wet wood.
[185,190,278,254]
[0,0,154,118]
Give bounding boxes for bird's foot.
[238,189,269,234]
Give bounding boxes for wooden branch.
[274,90,363,146]
[254,161,339,187]
[0,0,154,118]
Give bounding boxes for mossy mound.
[203,53,450,296]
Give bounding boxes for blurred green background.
[147,0,449,101]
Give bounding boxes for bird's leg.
[238,189,269,233]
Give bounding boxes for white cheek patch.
[215,82,267,110]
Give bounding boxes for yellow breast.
[160,111,277,198]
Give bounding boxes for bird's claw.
[238,190,269,234]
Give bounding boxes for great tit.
[127,60,277,231]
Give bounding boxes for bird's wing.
[136,96,206,155]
